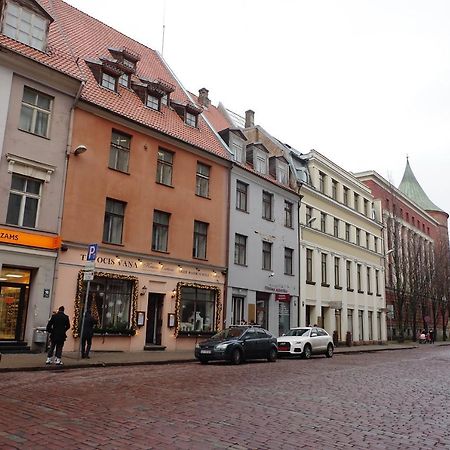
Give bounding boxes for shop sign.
[0,228,60,249]
[275,293,291,302]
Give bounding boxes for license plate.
[200,349,212,354]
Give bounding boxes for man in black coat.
[81,310,97,359]
[46,306,70,365]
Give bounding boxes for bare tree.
[433,235,449,340]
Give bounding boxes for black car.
[194,325,278,364]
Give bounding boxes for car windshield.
[212,327,245,340]
[284,328,310,337]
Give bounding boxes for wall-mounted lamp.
[140,285,148,296]
[73,145,87,156]
[212,270,217,276]
[171,289,176,298]
[268,272,275,278]
[178,265,183,272]
[307,217,317,226]
[158,262,164,269]
[116,255,121,262]
[385,249,394,257]
[137,258,143,266]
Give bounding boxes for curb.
[335,346,417,355]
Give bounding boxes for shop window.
[193,220,208,259]
[103,198,125,244]
[177,284,219,334]
[74,272,137,336]
[19,87,52,138]
[2,1,49,51]
[152,210,170,252]
[6,174,42,228]
[109,130,131,173]
[196,163,210,198]
[156,148,173,186]
[232,296,245,325]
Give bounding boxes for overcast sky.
[65,0,450,217]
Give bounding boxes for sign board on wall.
[275,294,291,302]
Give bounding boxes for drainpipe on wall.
[297,184,304,327]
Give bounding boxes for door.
[146,294,164,345]
[241,329,259,359]
[278,301,290,336]
[231,296,245,325]
[0,284,27,341]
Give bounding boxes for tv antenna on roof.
[161,0,167,56]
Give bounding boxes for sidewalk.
[0,341,427,373]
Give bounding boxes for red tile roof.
[1,0,229,159]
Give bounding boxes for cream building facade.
[292,150,387,344]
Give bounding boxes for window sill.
[102,241,124,246]
[334,286,343,290]
[284,273,294,276]
[193,257,209,262]
[108,167,130,175]
[306,280,316,285]
[347,288,354,292]
[235,263,248,267]
[262,217,275,222]
[155,181,174,188]
[236,208,249,214]
[368,292,373,296]
[151,249,170,254]
[195,194,211,200]
[358,290,364,294]
[18,127,50,140]
[376,293,382,297]
[321,283,330,288]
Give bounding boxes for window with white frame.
[320,212,326,232]
[347,309,353,336]
[255,154,267,174]
[357,264,362,292]
[6,174,42,228]
[156,148,173,186]
[262,191,273,220]
[345,223,350,241]
[346,260,352,290]
[196,163,210,198]
[19,87,52,138]
[284,201,293,228]
[319,171,325,193]
[232,296,245,326]
[179,285,216,333]
[146,94,160,111]
[343,186,349,206]
[193,221,208,259]
[262,241,272,270]
[2,1,48,51]
[236,181,248,212]
[234,234,247,265]
[109,130,131,173]
[103,198,126,244]
[119,73,129,88]
[332,179,337,200]
[284,247,293,275]
[306,206,313,226]
[375,269,380,295]
[356,228,361,245]
[368,311,373,340]
[232,141,245,163]
[277,163,289,185]
[334,218,339,237]
[185,111,197,127]
[101,72,117,91]
[152,210,170,252]
[367,267,372,294]
[358,310,364,340]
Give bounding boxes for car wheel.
[325,344,334,358]
[230,348,242,365]
[267,347,277,362]
[199,358,209,364]
[303,344,312,359]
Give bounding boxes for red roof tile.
[0,0,229,159]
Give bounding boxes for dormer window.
[146,93,160,111]
[161,95,168,106]
[2,0,51,51]
[255,154,267,174]
[277,163,289,185]
[185,111,197,127]
[122,58,135,71]
[119,73,129,88]
[101,72,117,91]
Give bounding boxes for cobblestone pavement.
[1,345,449,450]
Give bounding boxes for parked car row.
[194,325,334,364]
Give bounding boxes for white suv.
[277,327,334,359]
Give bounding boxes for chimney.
[198,88,210,107]
[245,109,255,128]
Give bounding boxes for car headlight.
[215,343,229,350]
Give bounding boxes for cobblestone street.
[1,345,449,449]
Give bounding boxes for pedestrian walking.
[81,310,97,359]
[45,306,70,365]
[429,329,435,344]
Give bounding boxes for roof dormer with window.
[132,77,175,112]
[86,57,123,92]
[1,0,53,52]
[218,128,247,163]
[171,100,202,127]
[246,143,269,175]
[269,156,289,186]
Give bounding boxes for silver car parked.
[277,327,334,359]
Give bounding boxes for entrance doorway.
[0,267,31,341]
[146,293,164,345]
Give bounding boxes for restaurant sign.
[0,228,60,250]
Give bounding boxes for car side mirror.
[282,333,286,336]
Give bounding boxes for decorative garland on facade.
[73,270,138,338]
[174,281,222,337]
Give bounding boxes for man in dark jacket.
[81,310,97,359]
[46,306,70,365]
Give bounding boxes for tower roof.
[398,159,443,212]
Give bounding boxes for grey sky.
[65,0,450,217]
